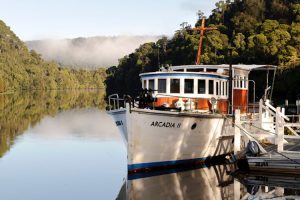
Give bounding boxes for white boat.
[107,64,276,173]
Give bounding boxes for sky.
[0,0,219,40]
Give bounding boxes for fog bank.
[27,36,160,68]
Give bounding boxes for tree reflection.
[0,90,105,157]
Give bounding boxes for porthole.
[191,123,197,130]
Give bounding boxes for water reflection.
[0,90,106,157]
[233,171,300,199]
[29,108,120,141]
[1,91,300,199]
[0,90,127,200]
[118,165,300,200]
[118,164,236,200]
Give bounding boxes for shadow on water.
[117,164,300,200]
[0,90,106,158]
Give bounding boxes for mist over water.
[27,36,160,68]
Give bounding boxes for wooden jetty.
[233,99,300,173]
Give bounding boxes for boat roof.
[171,64,277,71]
[139,64,276,78]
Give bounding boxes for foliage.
[0,20,106,93]
[106,0,300,101]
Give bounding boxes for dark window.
[222,82,225,95]
[184,79,194,93]
[143,80,146,88]
[240,78,243,88]
[198,80,206,94]
[149,79,154,90]
[206,69,218,72]
[187,68,204,72]
[209,80,214,95]
[216,82,219,95]
[158,79,166,93]
[170,79,180,93]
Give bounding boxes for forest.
[105,0,300,103]
[0,20,106,93]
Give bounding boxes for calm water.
[0,91,299,200]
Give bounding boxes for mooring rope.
[245,122,276,135]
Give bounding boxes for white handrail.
[265,100,290,121]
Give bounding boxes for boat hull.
[108,108,230,173]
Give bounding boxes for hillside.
[105,0,300,102]
[0,20,106,93]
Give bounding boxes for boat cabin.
[140,64,275,114]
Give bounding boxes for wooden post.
[276,107,284,152]
[259,99,263,127]
[296,100,300,115]
[234,109,241,154]
[234,180,240,200]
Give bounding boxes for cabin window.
[143,80,146,89]
[198,79,206,94]
[225,81,228,96]
[170,79,180,93]
[184,79,194,94]
[240,77,243,89]
[149,79,154,90]
[222,81,225,96]
[158,79,166,93]
[209,80,214,95]
[216,82,219,95]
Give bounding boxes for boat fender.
[175,98,185,111]
[246,141,260,157]
[209,97,218,112]
[185,98,195,111]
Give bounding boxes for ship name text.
[150,121,181,128]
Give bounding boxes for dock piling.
[234,109,241,154]
[276,107,284,152]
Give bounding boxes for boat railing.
[107,94,126,111]
[233,105,300,156]
[154,93,262,115]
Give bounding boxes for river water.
[0,91,299,200]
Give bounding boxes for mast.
[228,47,233,114]
[192,17,217,65]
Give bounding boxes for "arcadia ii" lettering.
[150,121,181,128]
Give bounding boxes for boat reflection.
[233,171,300,199]
[117,164,236,200]
[117,164,300,200]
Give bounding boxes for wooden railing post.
[259,99,263,127]
[234,109,241,154]
[276,107,284,152]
